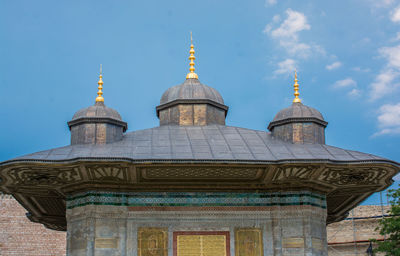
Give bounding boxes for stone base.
[66,191,327,256]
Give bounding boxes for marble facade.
[66,191,327,256]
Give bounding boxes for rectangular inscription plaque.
[235,228,263,256]
[95,238,118,249]
[138,227,168,256]
[173,231,230,256]
[282,237,304,248]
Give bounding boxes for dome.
[268,102,328,144]
[71,101,123,121]
[68,101,127,145]
[160,78,224,105]
[271,102,325,124]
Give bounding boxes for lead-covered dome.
[67,72,127,145]
[71,101,124,121]
[156,79,228,126]
[268,72,328,144]
[269,102,326,128]
[160,78,225,105]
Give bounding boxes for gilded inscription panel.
[177,235,226,256]
[138,227,168,256]
[95,238,118,249]
[282,238,304,248]
[174,231,230,256]
[235,228,263,256]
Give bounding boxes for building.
[327,204,390,256]
[0,194,388,256]
[0,193,66,256]
[0,37,398,256]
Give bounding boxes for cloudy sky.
[0,0,399,204]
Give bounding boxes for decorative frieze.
[66,191,327,210]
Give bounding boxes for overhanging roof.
[2,125,393,165]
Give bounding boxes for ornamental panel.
[139,166,263,180]
[173,231,230,256]
[272,166,316,182]
[87,165,129,182]
[318,167,388,186]
[235,228,263,256]
[138,227,168,256]
[6,166,82,186]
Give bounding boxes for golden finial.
[186,32,199,79]
[293,70,301,103]
[95,64,104,102]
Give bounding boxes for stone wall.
[0,194,66,256]
[327,205,389,256]
[66,191,328,256]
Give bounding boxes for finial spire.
[293,70,301,103]
[186,32,199,79]
[95,64,104,102]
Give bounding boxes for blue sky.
[0,0,399,204]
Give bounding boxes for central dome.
[156,36,228,126]
[160,78,224,105]
[156,79,228,126]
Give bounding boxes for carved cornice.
[0,162,398,229]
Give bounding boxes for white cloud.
[263,9,322,59]
[374,102,400,136]
[370,69,399,101]
[380,45,400,69]
[347,88,362,98]
[272,14,281,23]
[270,9,310,40]
[265,0,277,6]
[333,78,357,88]
[352,67,371,72]
[391,5,400,23]
[326,61,342,70]
[274,59,297,75]
[369,45,400,101]
[371,0,395,8]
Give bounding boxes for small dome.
[71,102,123,121]
[160,78,224,105]
[271,102,325,123]
[268,102,328,137]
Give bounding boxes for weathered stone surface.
[66,191,328,256]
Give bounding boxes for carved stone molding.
[272,166,317,183]
[86,165,130,182]
[5,166,82,186]
[318,167,388,186]
[139,166,265,181]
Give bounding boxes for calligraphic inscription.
[95,238,118,249]
[282,238,304,248]
[138,228,168,256]
[177,235,226,256]
[235,228,263,256]
[173,231,230,256]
